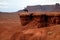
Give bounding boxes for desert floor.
[0,13,60,40]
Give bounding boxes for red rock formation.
[18,12,60,28]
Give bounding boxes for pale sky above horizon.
[0,0,60,12]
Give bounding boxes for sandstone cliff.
[18,12,60,28]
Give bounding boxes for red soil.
[0,13,60,40]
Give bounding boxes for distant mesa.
[18,8,28,12]
[18,3,60,12]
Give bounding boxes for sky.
[0,0,60,12]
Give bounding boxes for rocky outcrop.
[18,12,60,28]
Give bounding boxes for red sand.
[0,13,60,40]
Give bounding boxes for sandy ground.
[0,13,60,40]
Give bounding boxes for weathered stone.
[18,12,60,28]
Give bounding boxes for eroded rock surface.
[19,12,60,28]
